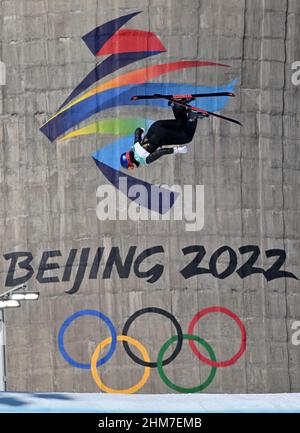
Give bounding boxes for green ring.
[157,334,217,393]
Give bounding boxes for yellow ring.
[91,335,151,394]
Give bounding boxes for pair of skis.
[131,92,242,126]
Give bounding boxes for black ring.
[122,307,183,368]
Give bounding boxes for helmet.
[120,151,135,170]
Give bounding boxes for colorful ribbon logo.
[40,11,238,214]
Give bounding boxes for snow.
[0,392,300,413]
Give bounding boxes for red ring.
[187,306,246,367]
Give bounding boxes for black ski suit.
[134,105,198,165]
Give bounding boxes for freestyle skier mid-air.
[120,93,241,170]
[120,102,206,169]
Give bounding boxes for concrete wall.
[0,0,299,393]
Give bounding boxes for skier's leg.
[145,120,187,147]
[143,104,198,149]
[171,104,189,123]
[170,104,199,142]
[144,104,188,147]
[179,118,198,143]
[166,107,198,144]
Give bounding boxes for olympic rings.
[188,306,247,367]
[157,334,217,393]
[58,306,247,393]
[58,309,117,369]
[91,335,151,394]
[122,307,183,368]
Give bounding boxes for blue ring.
[58,309,117,369]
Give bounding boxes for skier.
[120,102,207,170]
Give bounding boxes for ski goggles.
[125,151,135,170]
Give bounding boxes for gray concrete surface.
[0,0,299,394]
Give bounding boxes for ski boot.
[188,109,209,122]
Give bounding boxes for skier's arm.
[146,146,187,164]
[145,147,174,164]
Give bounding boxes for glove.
[173,145,188,154]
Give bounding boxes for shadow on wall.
[0,396,27,407]
[34,393,75,400]
[0,393,75,407]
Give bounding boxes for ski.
[153,93,242,126]
[131,92,235,101]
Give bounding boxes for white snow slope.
[0,392,300,413]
